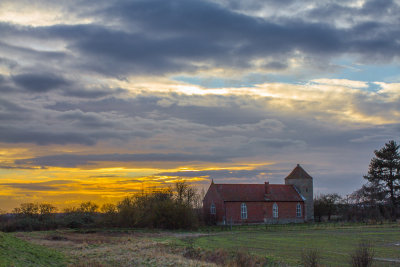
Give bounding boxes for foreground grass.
[0,232,65,267]
[9,223,400,266]
[193,223,400,266]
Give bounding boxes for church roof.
[285,164,312,180]
[213,183,303,202]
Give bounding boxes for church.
[203,164,314,224]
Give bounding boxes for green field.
[0,232,66,267]
[191,223,400,266]
[2,223,400,266]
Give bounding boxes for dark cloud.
[0,57,18,69]
[58,110,115,128]
[0,39,67,63]
[1,183,57,191]
[0,0,397,77]
[62,87,127,98]
[12,72,70,92]
[156,168,287,179]
[263,61,288,70]
[66,0,397,75]
[0,126,99,145]
[0,165,44,170]
[46,96,266,126]
[306,0,400,22]
[0,98,31,122]
[15,152,233,167]
[0,180,76,191]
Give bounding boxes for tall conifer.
[364,140,400,218]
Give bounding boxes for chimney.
[264,181,270,194]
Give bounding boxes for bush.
[350,241,374,267]
[301,248,321,267]
[114,183,200,229]
[232,249,258,267]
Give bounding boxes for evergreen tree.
[364,140,400,218]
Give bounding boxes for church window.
[241,203,247,219]
[210,203,216,215]
[296,203,302,217]
[273,203,278,218]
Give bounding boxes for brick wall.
[203,183,225,223]
[223,201,305,224]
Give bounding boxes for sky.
[0,0,400,211]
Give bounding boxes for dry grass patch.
[15,230,218,267]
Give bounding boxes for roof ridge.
[285,164,312,180]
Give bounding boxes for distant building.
[203,164,314,224]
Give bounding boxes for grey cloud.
[0,0,397,78]
[47,96,266,126]
[58,110,115,128]
[263,61,288,70]
[0,98,31,122]
[0,126,99,145]
[156,168,287,179]
[0,57,18,69]
[0,165,44,170]
[0,180,76,191]
[0,40,66,63]
[0,123,150,145]
[76,0,398,73]
[0,0,397,83]
[12,72,70,92]
[62,87,127,98]
[15,153,233,168]
[1,183,57,191]
[307,0,400,21]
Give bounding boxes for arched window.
[210,203,216,215]
[241,203,247,219]
[273,203,278,218]
[296,203,302,217]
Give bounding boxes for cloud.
[0,180,75,191]
[12,72,70,92]
[311,79,369,88]
[15,152,234,168]
[1,0,398,79]
[156,168,287,180]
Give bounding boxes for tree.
[364,140,400,218]
[314,193,342,221]
[78,201,99,214]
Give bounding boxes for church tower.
[285,164,314,221]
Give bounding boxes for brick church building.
[203,164,314,224]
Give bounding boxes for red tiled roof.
[266,184,304,201]
[213,183,303,202]
[285,164,312,180]
[215,184,266,201]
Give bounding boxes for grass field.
[0,232,66,267]
[191,223,400,266]
[3,223,400,266]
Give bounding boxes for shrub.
[232,249,258,267]
[301,248,321,267]
[350,241,374,267]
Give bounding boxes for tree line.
[314,140,400,222]
[0,181,203,232]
